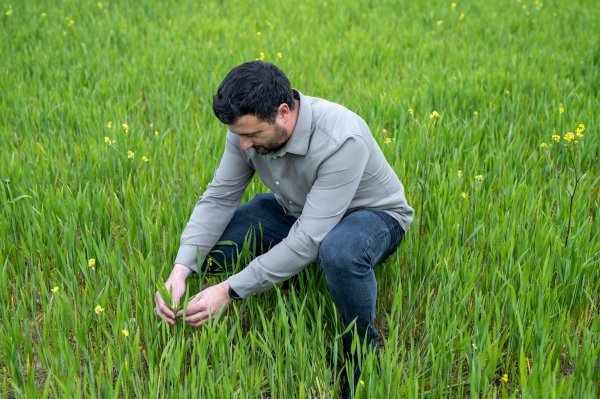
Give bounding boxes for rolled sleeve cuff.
[174,244,200,273]
[227,266,263,299]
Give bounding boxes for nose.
[238,136,253,150]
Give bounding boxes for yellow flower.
[564,132,574,142]
[51,286,59,293]
[97,2,104,9]
[382,128,388,135]
[471,341,477,349]
[5,7,13,16]
[154,131,159,137]
[551,134,560,142]
[259,51,265,61]
[501,373,508,383]
[122,123,129,134]
[121,329,129,337]
[88,258,96,267]
[128,151,134,159]
[359,380,365,386]
[473,111,479,116]
[457,170,463,178]
[384,138,393,144]
[141,155,149,162]
[451,2,457,9]
[41,12,47,18]
[475,175,484,181]
[408,108,414,116]
[436,20,444,26]
[95,305,104,314]
[461,192,468,200]
[430,111,440,119]
[106,121,112,129]
[540,142,548,148]
[67,19,75,28]
[104,136,112,145]
[459,12,465,20]
[559,105,564,114]
[276,52,283,59]
[576,123,585,136]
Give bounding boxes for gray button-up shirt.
[175,90,414,298]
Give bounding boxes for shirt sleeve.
[175,132,254,272]
[227,136,369,298]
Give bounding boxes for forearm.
[168,263,194,281]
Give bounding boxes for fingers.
[177,293,202,318]
[178,295,221,327]
[155,291,176,325]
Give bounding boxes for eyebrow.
[233,130,261,137]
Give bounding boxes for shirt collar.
[273,89,312,157]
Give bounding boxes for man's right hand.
[155,264,193,325]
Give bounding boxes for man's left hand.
[177,281,232,327]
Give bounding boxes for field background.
[1,0,598,397]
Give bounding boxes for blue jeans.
[207,193,405,354]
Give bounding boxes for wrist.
[170,264,193,281]
[223,280,242,301]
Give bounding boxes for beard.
[253,123,290,155]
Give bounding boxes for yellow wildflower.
[154,131,159,137]
[41,12,47,18]
[576,123,585,136]
[106,121,112,129]
[5,7,13,16]
[459,12,465,20]
[259,51,265,61]
[51,286,59,293]
[95,305,104,314]
[471,341,477,349]
[408,108,414,116]
[430,110,440,119]
[559,105,564,114]
[121,329,129,337]
[457,170,463,178]
[88,258,96,267]
[436,20,444,26]
[564,132,574,142]
[359,380,365,386]
[540,142,548,148]
[461,192,468,200]
[141,155,149,162]
[451,2,457,9]
[384,138,393,144]
[67,19,75,28]
[97,2,104,9]
[501,373,508,383]
[104,136,112,145]
[475,175,484,181]
[276,52,283,59]
[551,134,560,142]
[128,150,134,159]
[382,128,388,135]
[256,31,261,36]
[473,111,479,116]
[122,123,129,134]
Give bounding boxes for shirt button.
[275,181,280,185]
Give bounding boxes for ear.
[276,103,291,121]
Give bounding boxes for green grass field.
[1,0,598,397]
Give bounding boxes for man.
[155,61,413,393]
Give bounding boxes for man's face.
[228,114,290,155]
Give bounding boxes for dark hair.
[212,61,295,124]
